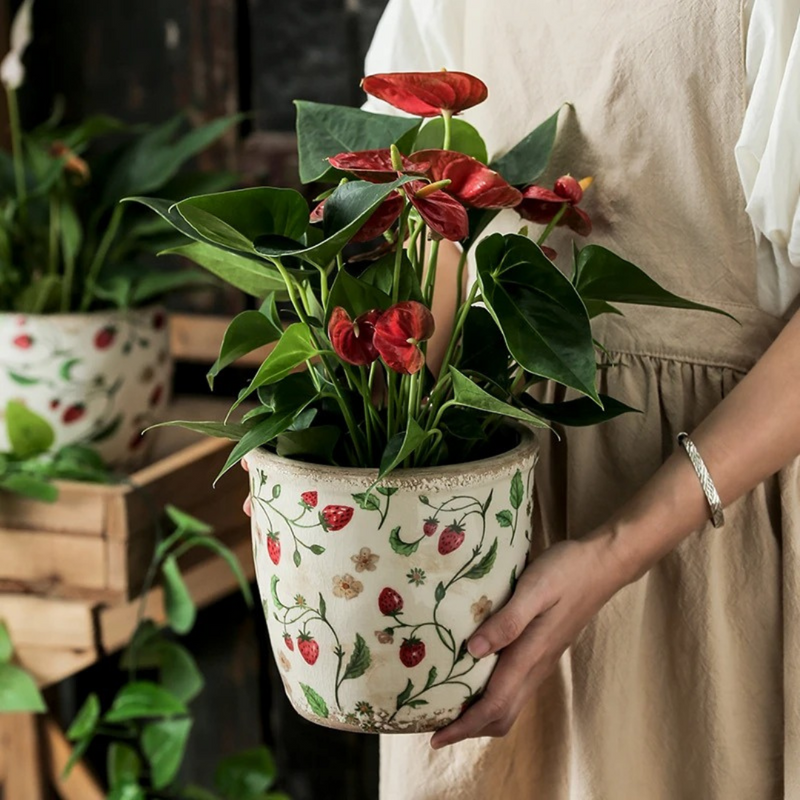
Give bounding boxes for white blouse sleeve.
[736,0,800,271]
[362,0,464,114]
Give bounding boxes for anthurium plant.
[0,0,239,314]
[133,70,723,481]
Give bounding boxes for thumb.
[467,578,545,659]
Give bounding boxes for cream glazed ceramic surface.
[245,425,539,734]
[0,306,172,468]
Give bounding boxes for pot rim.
[0,302,166,322]
[245,421,539,487]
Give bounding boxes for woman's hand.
[430,532,632,749]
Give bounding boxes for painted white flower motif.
[332,573,363,600]
[0,0,34,90]
[351,547,379,572]
[471,595,493,624]
[375,629,394,644]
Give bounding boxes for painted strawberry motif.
[378,587,404,616]
[62,404,86,424]
[438,522,466,554]
[399,637,426,668]
[423,517,438,537]
[284,634,294,651]
[300,490,318,509]
[266,531,281,565]
[13,334,32,349]
[149,384,164,407]
[297,632,319,665]
[94,326,116,349]
[320,504,353,531]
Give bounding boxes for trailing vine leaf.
[463,539,498,580]
[510,470,524,510]
[496,509,513,527]
[389,526,420,556]
[342,634,371,681]
[161,556,196,635]
[141,718,192,790]
[66,693,100,740]
[396,679,414,708]
[270,575,285,610]
[352,491,380,512]
[424,666,438,691]
[300,683,329,718]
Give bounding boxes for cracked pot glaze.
[0,306,172,468]
[245,424,538,734]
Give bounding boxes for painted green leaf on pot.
[270,575,285,610]
[142,718,193,790]
[573,244,735,319]
[89,413,123,443]
[58,357,81,381]
[66,693,100,741]
[342,634,371,681]
[476,233,600,403]
[103,682,187,723]
[434,582,446,602]
[424,666,438,690]
[353,492,381,512]
[255,177,415,269]
[509,470,524,510]
[300,683,329,718]
[414,118,488,162]
[521,393,640,426]
[396,679,414,708]
[448,368,550,428]
[496,509,513,527]
[6,370,39,386]
[490,106,562,186]
[295,100,422,183]
[389,526,420,557]
[463,538,498,580]
[5,400,54,459]
[161,556,196,635]
[175,187,309,253]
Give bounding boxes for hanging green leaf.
[142,718,193,790]
[104,681,187,722]
[66,693,100,741]
[0,663,46,713]
[107,743,142,790]
[5,400,55,458]
[161,555,196,635]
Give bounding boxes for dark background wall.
[7,1,394,797]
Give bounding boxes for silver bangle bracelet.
[677,432,724,528]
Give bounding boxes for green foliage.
[0,100,240,313]
[0,620,46,713]
[60,506,286,798]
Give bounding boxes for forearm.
[591,309,800,583]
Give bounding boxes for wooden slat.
[0,486,112,537]
[0,596,94,650]
[1,713,46,800]
[43,718,105,800]
[16,646,98,689]
[170,313,274,366]
[0,531,107,591]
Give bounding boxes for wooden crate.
[0,398,250,603]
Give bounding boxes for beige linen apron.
[380,1,800,798]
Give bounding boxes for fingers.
[243,495,252,517]
[240,459,249,472]
[467,570,551,659]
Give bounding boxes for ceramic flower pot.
[0,305,172,468]
[245,424,538,733]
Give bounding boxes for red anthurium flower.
[541,245,558,261]
[328,307,383,366]
[361,70,488,117]
[373,301,435,375]
[327,149,428,183]
[410,149,522,209]
[517,175,593,236]
[311,191,404,242]
[404,180,469,241]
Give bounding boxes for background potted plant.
[131,69,726,732]
[0,0,239,467]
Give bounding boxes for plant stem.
[423,239,440,307]
[434,280,480,393]
[453,247,468,316]
[6,88,26,215]
[81,204,125,311]
[48,195,59,275]
[536,203,568,246]
[391,207,410,303]
[441,110,453,150]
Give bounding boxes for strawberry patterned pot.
[245,424,538,734]
[0,306,172,468]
